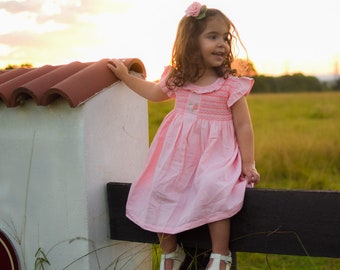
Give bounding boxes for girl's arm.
[231,96,260,186]
[107,58,169,102]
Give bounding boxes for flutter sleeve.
[158,66,175,98]
[227,76,254,108]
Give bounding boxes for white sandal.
[160,245,186,270]
[206,252,232,270]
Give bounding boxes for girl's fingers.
[245,171,260,185]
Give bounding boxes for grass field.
[148,91,340,269]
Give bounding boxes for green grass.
[248,92,340,190]
[148,91,340,269]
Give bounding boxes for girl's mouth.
[212,52,225,61]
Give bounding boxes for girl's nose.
[217,37,225,47]
[217,41,224,48]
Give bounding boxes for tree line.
[251,73,336,93]
[2,61,340,92]
[232,59,340,93]
[1,63,33,70]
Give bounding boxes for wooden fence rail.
[107,182,340,269]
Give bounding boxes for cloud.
[0,0,82,26]
[0,7,100,68]
[0,0,136,34]
[0,0,180,71]
[0,0,104,65]
[0,24,101,67]
[0,0,40,14]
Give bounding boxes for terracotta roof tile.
[0,58,145,108]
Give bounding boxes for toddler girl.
[108,2,260,269]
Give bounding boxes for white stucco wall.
[0,79,151,269]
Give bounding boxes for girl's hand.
[242,163,260,187]
[107,58,129,80]
[106,59,168,102]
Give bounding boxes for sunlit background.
[0,0,339,80]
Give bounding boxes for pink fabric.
[126,68,254,234]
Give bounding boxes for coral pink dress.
[126,68,254,234]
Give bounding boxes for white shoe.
[206,252,232,270]
[159,245,185,270]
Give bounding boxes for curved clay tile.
[0,58,146,108]
[0,68,31,84]
[0,65,57,107]
[122,58,147,78]
[13,61,91,106]
[41,58,146,107]
[0,68,31,104]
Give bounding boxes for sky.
[0,0,339,80]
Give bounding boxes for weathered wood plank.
[107,182,340,258]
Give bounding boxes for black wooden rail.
[107,182,340,269]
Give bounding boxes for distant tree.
[333,77,340,90]
[251,75,276,93]
[3,63,33,70]
[252,73,323,93]
[232,58,257,77]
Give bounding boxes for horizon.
[2,61,338,83]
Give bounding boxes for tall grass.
[148,91,340,269]
[248,92,340,190]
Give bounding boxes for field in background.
[148,91,340,269]
[248,92,340,190]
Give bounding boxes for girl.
[108,2,260,270]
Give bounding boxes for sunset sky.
[0,0,339,80]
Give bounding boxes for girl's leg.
[158,233,177,253]
[207,219,231,269]
[158,233,178,269]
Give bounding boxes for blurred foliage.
[231,59,339,93]
[333,77,340,90]
[252,73,326,93]
[232,58,257,77]
[1,63,33,70]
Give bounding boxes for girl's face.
[198,17,231,69]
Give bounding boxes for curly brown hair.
[166,8,241,90]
